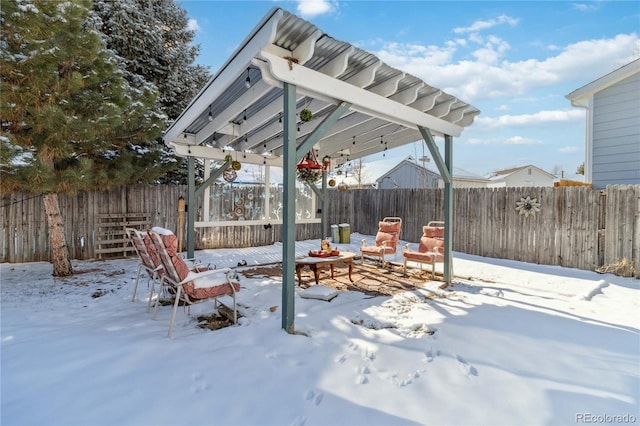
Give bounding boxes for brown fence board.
[1,185,638,278]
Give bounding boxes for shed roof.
[163,7,479,166]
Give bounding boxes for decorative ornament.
[223,168,237,182]
[515,196,541,217]
[232,160,242,171]
[300,108,313,122]
[338,183,348,192]
[328,178,336,187]
[296,150,323,184]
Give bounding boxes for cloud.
[373,33,639,102]
[187,18,200,32]
[559,146,582,153]
[465,136,543,145]
[453,14,519,34]
[296,0,336,18]
[571,3,599,12]
[475,109,585,129]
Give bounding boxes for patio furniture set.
[126,218,446,337]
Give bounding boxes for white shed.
[566,59,640,189]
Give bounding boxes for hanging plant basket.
[296,150,323,184]
[300,108,313,122]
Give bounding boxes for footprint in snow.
[335,353,348,364]
[290,415,307,426]
[456,355,478,377]
[425,348,441,363]
[190,373,210,394]
[305,389,324,406]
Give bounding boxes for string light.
[208,105,213,122]
[244,68,251,89]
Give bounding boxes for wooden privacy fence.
[1,184,638,278]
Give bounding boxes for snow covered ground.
[1,234,638,426]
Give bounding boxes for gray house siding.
[592,73,640,188]
[378,161,439,189]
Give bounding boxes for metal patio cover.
[163,7,480,332]
[163,7,480,166]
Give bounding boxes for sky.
[177,0,639,178]
[2,234,638,425]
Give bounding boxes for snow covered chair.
[402,221,445,279]
[126,228,164,312]
[360,217,402,268]
[148,228,240,338]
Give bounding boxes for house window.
[528,168,532,175]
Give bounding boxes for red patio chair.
[148,229,240,338]
[360,217,403,268]
[126,228,164,312]
[402,221,446,279]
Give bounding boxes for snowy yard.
[1,234,638,426]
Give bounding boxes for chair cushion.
[374,231,398,251]
[361,245,391,256]
[183,280,240,300]
[403,251,437,263]
[423,225,444,238]
[379,221,401,233]
[418,237,444,261]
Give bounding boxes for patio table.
[295,251,356,285]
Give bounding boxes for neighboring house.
[437,167,489,188]
[486,165,555,188]
[376,156,440,189]
[332,155,440,189]
[566,58,640,189]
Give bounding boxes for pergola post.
[187,156,196,258]
[418,127,453,287]
[443,134,454,285]
[282,82,297,333]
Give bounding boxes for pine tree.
[1,0,164,276]
[94,0,211,183]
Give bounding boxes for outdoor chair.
[126,228,164,312]
[360,217,403,268]
[148,228,240,338]
[402,221,445,279]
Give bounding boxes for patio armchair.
[402,221,445,279]
[126,228,164,312]
[148,228,240,338]
[360,217,403,268]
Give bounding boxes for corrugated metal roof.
[164,7,480,166]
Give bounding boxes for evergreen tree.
[94,0,211,183]
[1,0,165,275]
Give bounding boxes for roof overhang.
[566,58,640,108]
[163,7,480,167]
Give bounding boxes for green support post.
[443,134,453,285]
[282,83,297,333]
[187,155,196,259]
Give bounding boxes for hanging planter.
[300,108,313,122]
[296,150,323,184]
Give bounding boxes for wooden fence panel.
[1,185,638,277]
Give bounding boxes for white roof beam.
[258,49,463,136]
[369,73,405,97]
[410,90,442,112]
[322,47,354,77]
[389,82,424,104]
[164,9,283,145]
